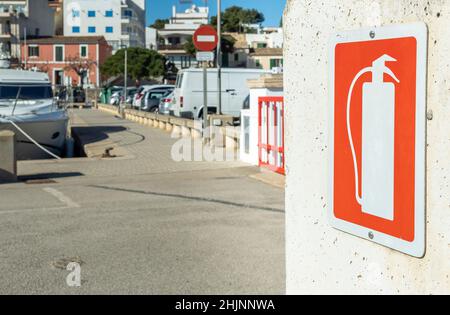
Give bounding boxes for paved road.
[0,109,285,295]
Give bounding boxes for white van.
[171,68,269,119]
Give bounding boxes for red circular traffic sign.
[193,25,218,52]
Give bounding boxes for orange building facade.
[20,36,112,88]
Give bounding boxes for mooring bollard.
[0,130,17,183]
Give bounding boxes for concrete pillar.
[159,121,166,130]
[0,130,17,183]
[284,0,450,294]
[171,125,182,138]
[166,123,173,133]
[225,135,238,151]
[153,119,159,128]
[191,128,202,139]
[181,126,191,138]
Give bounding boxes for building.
[225,28,284,70]
[146,26,157,50]
[245,27,283,49]
[157,5,209,70]
[63,0,146,52]
[247,48,283,71]
[21,36,112,87]
[0,0,56,59]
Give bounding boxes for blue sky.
[146,0,286,27]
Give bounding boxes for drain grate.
[52,256,84,270]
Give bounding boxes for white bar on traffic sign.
[197,35,216,42]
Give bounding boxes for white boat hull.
[0,117,68,160]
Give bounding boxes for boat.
[0,68,69,160]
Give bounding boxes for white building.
[225,27,284,70]
[146,26,157,50]
[63,0,146,52]
[245,27,283,49]
[157,5,209,69]
[0,0,55,59]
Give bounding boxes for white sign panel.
[328,23,428,257]
[196,51,215,62]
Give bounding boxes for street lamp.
[120,42,128,111]
[216,0,222,115]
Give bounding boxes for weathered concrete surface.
[284,0,449,294]
[0,167,284,294]
[0,130,17,183]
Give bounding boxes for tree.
[210,6,265,33]
[183,37,196,57]
[64,56,97,83]
[100,47,166,81]
[150,19,169,30]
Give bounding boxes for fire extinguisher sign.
[328,23,428,257]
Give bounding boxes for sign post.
[328,23,428,257]
[193,25,219,141]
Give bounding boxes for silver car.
[158,91,174,115]
[142,88,174,112]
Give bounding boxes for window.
[88,26,96,33]
[123,10,132,18]
[0,85,53,100]
[105,10,113,17]
[255,59,261,68]
[270,58,283,68]
[72,10,80,18]
[234,53,239,62]
[149,92,165,100]
[80,45,88,58]
[88,11,96,18]
[257,43,267,48]
[54,45,64,62]
[72,26,80,33]
[28,46,39,58]
[105,26,113,33]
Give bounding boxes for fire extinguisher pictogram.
[346,54,400,221]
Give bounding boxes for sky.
[146,0,286,27]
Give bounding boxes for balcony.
[0,2,27,18]
[158,44,186,51]
[0,32,11,39]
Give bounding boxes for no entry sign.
[328,23,428,257]
[193,25,218,52]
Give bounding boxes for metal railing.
[258,96,285,175]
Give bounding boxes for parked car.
[132,85,174,109]
[172,68,269,119]
[158,91,175,115]
[110,91,122,105]
[126,88,138,104]
[110,88,138,106]
[142,88,174,112]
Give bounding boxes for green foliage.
[100,47,166,81]
[210,6,265,33]
[184,37,197,57]
[150,19,169,30]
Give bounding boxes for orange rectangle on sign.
[328,23,427,257]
